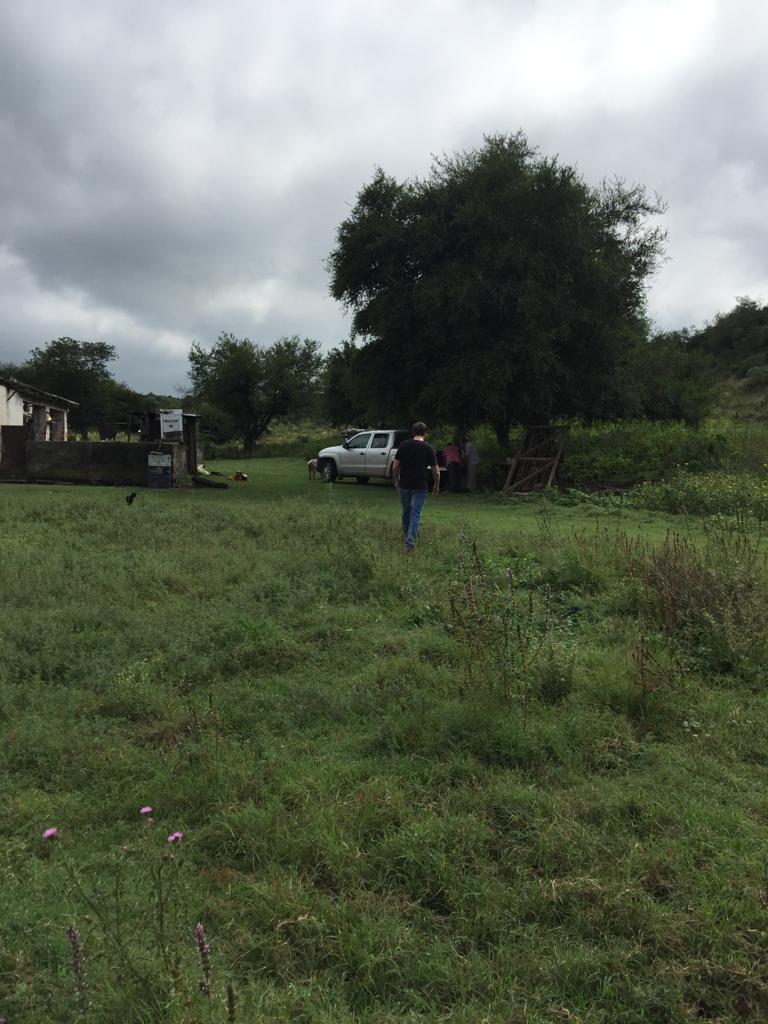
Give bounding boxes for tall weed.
[447,539,550,706]
[629,521,768,678]
[632,471,768,520]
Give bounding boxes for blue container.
[147,452,173,488]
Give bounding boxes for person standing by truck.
[461,436,481,491]
[443,440,463,492]
[392,422,441,552]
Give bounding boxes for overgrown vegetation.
[681,296,768,421]
[203,417,768,493]
[632,472,768,520]
[2,464,768,1022]
[202,420,339,461]
[558,418,768,488]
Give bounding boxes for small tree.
[188,333,323,451]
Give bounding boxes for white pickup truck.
[316,429,412,484]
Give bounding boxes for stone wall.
[24,441,187,486]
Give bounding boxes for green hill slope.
[688,297,768,419]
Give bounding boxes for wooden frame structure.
[502,425,569,493]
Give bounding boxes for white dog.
[307,458,318,480]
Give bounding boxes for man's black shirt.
[395,439,438,490]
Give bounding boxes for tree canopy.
[688,296,768,377]
[328,132,668,443]
[321,340,370,427]
[188,333,323,449]
[22,337,140,438]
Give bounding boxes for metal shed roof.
[0,375,79,408]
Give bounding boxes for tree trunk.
[492,418,510,450]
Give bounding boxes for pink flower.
[42,827,60,840]
[166,831,183,843]
[140,806,153,815]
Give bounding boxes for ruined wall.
[24,441,187,486]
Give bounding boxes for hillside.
[687,297,768,420]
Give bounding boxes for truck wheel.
[356,476,370,484]
[320,461,337,483]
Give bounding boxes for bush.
[627,521,768,679]
[534,646,576,705]
[203,421,340,460]
[632,472,768,520]
[561,420,733,487]
[744,365,768,390]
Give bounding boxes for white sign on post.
[159,409,184,440]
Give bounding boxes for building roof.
[0,375,79,408]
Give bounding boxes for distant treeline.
[3,294,767,450]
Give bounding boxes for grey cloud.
[0,1,767,392]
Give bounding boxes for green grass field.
[2,460,768,1023]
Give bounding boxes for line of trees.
[188,333,323,448]
[1,338,151,440]
[5,292,761,452]
[5,133,763,447]
[2,334,327,450]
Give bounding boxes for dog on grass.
[307,458,318,480]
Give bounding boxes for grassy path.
[203,457,698,541]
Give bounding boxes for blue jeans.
[399,488,428,548]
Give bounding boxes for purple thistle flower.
[42,827,60,840]
[140,806,153,815]
[166,831,183,843]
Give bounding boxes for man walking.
[392,421,440,552]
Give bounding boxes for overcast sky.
[1,0,766,392]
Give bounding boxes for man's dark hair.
[411,421,427,436]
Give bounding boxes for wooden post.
[545,430,567,490]
[31,404,48,440]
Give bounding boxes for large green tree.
[188,333,323,450]
[328,132,667,444]
[321,340,370,426]
[25,337,139,438]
